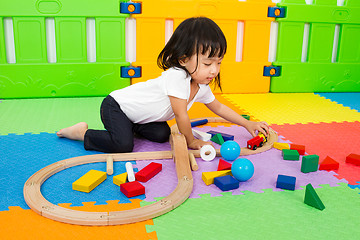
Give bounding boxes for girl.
[57,17,269,153]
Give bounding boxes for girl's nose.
[210,65,216,74]
[211,64,219,74]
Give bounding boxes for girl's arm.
[169,96,212,149]
[205,98,269,137]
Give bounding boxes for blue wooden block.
[276,174,296,191]
[207,130,234,141]
[191,119,208,127]
[214,175,239,191]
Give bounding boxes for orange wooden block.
[319,156,339,171]
[290,144,306,155]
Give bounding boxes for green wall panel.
[96,18,126,62]
[271,0,360,92]
[338,24,360,63]
[0,18,6,64]
[276,22,304,63]
[13,17,47,63]
[308,23,335,63]
[0,63,130,98]
[55,17,87,63]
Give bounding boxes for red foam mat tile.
[271,121,360,185]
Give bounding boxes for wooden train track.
[23,117,278,225]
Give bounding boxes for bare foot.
[56,122,88,141]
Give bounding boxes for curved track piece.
[23,117,277,225]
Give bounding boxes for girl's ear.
[179,57,188,66]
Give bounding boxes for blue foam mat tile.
[42,162,140,207]
[316,93,360,112]
[0,133,142,210]
[348,182,360,191]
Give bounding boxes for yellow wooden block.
[273,142,290,151]
[72,170,107,193]
[113,172,128,186]
[202,170,232,185]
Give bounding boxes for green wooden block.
[241,114,250,120]
[304,183,325,211]
[282,149,300,161]
[211,133,224,145]
[301,155,319,173]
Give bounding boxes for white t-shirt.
[110,67,215,124]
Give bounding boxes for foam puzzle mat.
[1,93,360,240]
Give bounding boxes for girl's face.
[180,52,223,85]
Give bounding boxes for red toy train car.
[247,133,267,150]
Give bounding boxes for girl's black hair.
[157,17,227,91]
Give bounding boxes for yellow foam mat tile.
[222,93,360,125]
[0,200,157,240]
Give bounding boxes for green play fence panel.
[271,0,360,92]
[0,0,130,99]
[0,17,5,64]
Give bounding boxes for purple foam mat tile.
[135,125,346,201]
[133,137,171,152]
[134,159,178,202]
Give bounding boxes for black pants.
[84,95,171,153]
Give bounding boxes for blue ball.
[231,158,254,182]
[220,140,241,161]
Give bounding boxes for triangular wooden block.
[217,159,232,171]
[319,156,339,171]
[201,170,232,185]
[211,133,224,145]
[113,172,128,186]
[304,184,325,211]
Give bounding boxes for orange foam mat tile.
[0,200,157,240]
[271,121,360,185]
[223,93,360,125]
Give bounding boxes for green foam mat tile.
[142,183,360,240]
[0,97,104,135]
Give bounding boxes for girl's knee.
[112,140,134,153]
[152,127,170,143]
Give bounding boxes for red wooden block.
[319,156,339,171]
[346,153,360,166]
[135,162,162,182]
[217,159,232,171]
[290,144,306,155]
[120,181,145,198]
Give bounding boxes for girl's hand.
[188,139,213,150]
[244,121,269,138]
